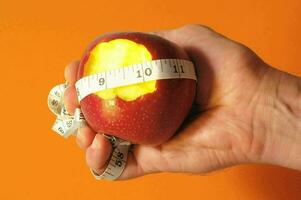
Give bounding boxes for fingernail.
[92,135,101,149]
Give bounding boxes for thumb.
[86,134,146,180]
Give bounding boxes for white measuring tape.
[48,59,196,180]
[48,84,86,138]
[75,59,196,102]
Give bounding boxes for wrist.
[252,66,301,170]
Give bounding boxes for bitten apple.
[77,32,196,145]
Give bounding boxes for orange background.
[0,0,301,199]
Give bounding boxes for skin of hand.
[63,24,301,180]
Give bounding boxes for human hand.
[64,25,301,180]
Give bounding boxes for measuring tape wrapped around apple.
[47,32,197,180]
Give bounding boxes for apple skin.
[77,32,196,145]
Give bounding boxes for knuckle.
[180,24,215,32]
[233,44,261,66]
[236,44,254,60]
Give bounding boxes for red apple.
[77,32,196,145]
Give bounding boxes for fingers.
[85,136,147,180]
[85,134,112,175]
[76,125,96,150]
[63,61,80,114]
[64,85,78,114]
[64,61,80,85]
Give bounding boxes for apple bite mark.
[83,39,157,102]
